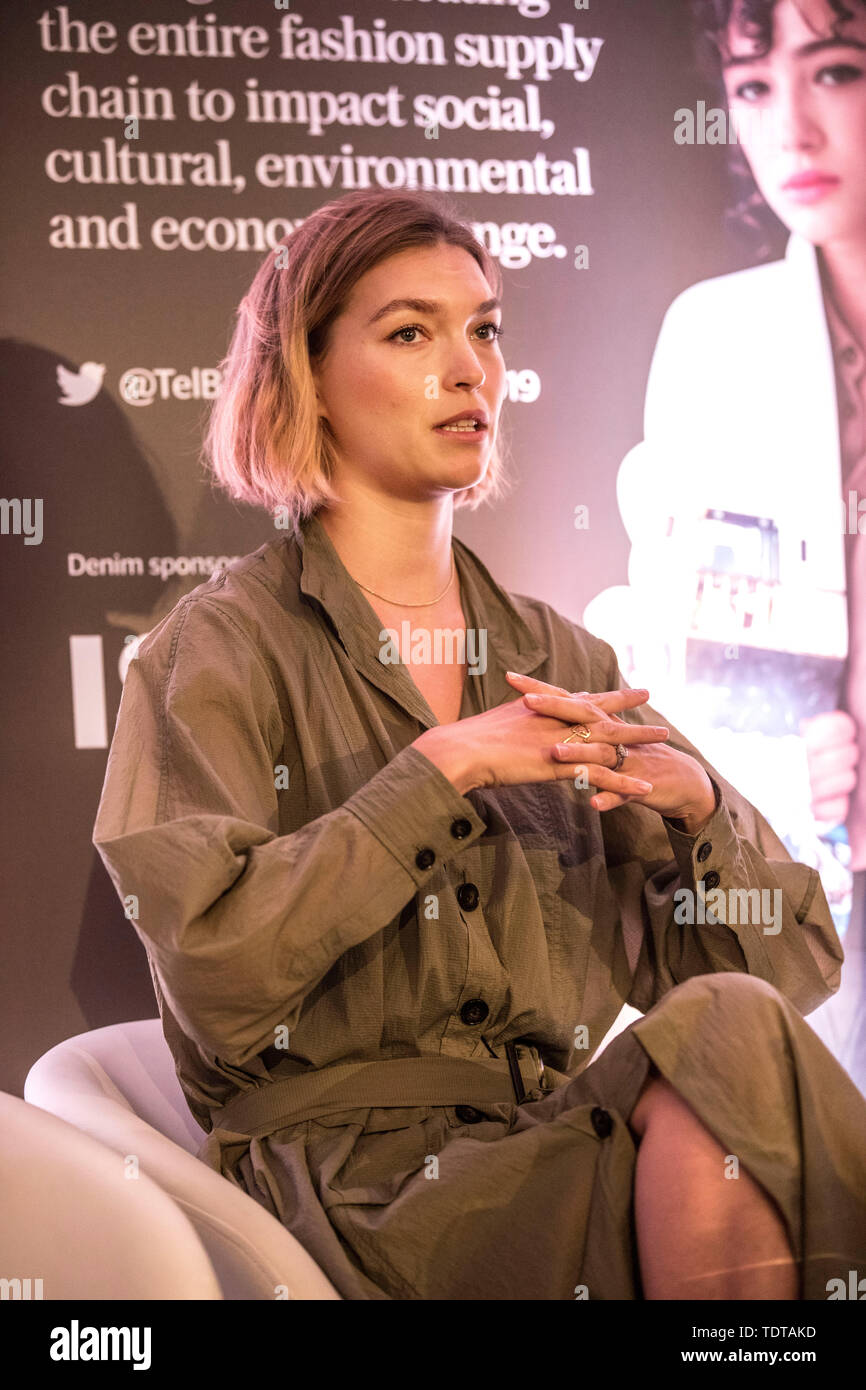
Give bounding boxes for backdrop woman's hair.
[692,0,866,255]
[202,189,511,537]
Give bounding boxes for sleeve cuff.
[662,776,741,889]
[343,741,488,886]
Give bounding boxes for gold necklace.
[354,551,455,607]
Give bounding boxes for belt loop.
[504,1040,527,1105]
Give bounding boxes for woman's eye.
[388,322,504,344]
[389,324,424,343]
[732,78,771,102]
[815,63,863,87]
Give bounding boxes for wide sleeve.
[591,636,843,1017]
[91,596,487,1068]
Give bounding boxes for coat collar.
[295,509,549,729]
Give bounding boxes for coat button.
[591,1106,613,1139]
[460,998,489,1026]
[457,882,479,911]
[455,1105,484,1124]
[697,841,712,862]
[415,847,435,870]
[450,818,472,839]
[703,870,721,890]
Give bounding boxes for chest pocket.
[475,780,603,1022]
[480,781,594,913]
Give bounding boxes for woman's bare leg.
[628,1070,799,1299]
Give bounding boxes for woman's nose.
[444,346,486,391]
[774,86,823,153]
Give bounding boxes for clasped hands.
[505,670,717,835]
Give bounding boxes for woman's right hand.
[415,685,670,799]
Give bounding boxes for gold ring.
[562,724,592,744]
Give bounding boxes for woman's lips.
[432,422,489,442]
[781,172,841,204]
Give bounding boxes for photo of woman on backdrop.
[586,0,866,1093]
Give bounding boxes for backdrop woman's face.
[311,242,506,506]
[722,0,866,248]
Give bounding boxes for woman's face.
[311,242,506,506]
[722,0,866,247]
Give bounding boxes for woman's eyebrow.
[366,296,501,326]
[796,35,866,57]
[723,36,866,69]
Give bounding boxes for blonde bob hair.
[202,189,513,536]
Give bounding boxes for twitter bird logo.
[57,360,106,406]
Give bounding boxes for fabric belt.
[209,1043,568,1140]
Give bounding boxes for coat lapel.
[296,510,549,729]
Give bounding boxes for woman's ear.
[309,356,328,419]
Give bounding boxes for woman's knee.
[628,974,796,1130]
[662,970,790,1020]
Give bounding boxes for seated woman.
[92,186,866,1301]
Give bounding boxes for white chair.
[24,1020,342,1301]
[0,1091,222,1299]
[594,1003,643,1057]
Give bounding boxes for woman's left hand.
[505,671,717,834]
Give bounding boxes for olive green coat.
[92,511,866,1299]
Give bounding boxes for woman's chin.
[452,460,490,493]
[429,452,490,490]
[766,197,852,249]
